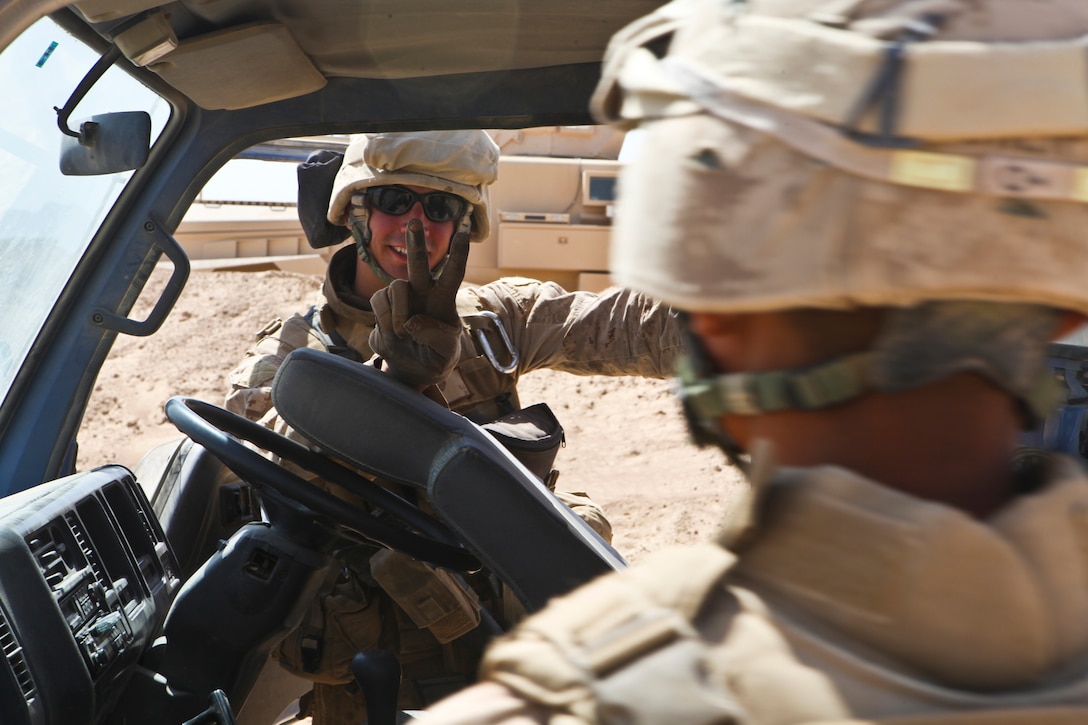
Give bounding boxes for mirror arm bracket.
[54,46,122,141]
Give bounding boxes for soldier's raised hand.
[404,218,469,327]
[369,219,469,388]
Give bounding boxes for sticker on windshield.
[35,41,57,68]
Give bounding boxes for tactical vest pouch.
[481,545,739,725]
[482,402,565,483]
[273,566,384,685]
[370,549,481,644]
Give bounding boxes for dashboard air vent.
[27,533,66,590]
[0,607,35,702]
[64,513,106,587]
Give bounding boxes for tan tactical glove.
[369,219,469,388]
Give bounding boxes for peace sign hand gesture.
[369,219,470,388]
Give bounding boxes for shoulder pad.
[481,545,741,724]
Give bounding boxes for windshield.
[0,17,170,406]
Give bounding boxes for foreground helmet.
[592,0,1088,439]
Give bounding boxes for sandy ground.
[76,267,745,562]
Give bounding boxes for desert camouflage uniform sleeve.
[460,278,682,380]
[224,311,341,421]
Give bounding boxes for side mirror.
[59,111,151,175]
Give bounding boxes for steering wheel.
[164,396,479,571]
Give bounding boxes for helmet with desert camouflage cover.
[327,130,499,283]
[591,0,1088,444]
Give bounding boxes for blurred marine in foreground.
[420,0,1088,722]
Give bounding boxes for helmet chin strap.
[349,205,398,287]
[677,302,1059,452]
[676,319,751,475]
[675,314,877,476]
[676,341,875,477]
[677,376,752,476]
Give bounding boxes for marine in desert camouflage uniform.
[224,130,680,722]
[419,1,1088,723]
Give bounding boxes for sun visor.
[70,0,165,23]
[147,23,326,110]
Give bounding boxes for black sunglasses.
[364,185,469,223]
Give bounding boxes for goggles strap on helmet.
[841,14,944,147]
